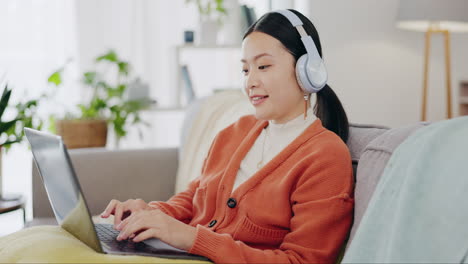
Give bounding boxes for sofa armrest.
[32,147,179,219]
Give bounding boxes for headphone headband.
[273,10,322,63]
[272,9,328,92]
[274,9,304,27]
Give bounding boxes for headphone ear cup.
[296,54,327,94]
[295,54,314,93]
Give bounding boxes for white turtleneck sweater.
[232,107,317,192]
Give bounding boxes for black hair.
[243,9,349,143]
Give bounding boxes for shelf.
[142,106,186,112]
[174,44,242,108]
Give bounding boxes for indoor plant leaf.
[2,139,21,147]
[0,119,20,135]
[0,85,12,120]
[83,72,97,85]
[47,71,62,86]
[117,62,129,76]
[96,50,118,63]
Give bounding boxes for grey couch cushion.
[32,147,178,219]
[347,121,432,247]
[347,123,390,178]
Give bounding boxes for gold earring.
[303,93,309,120]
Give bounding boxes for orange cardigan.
[150,115,354,263]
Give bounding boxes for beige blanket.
[175,90,254,193]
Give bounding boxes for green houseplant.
[186,0,227,21]
[0,84,43,199]
[48,50,152,148]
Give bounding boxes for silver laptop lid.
[24,128,103,253]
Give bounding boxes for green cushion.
[0,226,210,263]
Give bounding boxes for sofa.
[8,90,438,262]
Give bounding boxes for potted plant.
[48,50,153,149]
[185,0,228,45]
[0,84,43,200]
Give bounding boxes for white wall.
[302,0,468,127]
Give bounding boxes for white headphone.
[273,9,328,94]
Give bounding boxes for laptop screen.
[24,128,102,252]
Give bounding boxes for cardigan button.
[227,198,237,208]
[208,220,217,227]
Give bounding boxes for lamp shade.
[396,0,468,32]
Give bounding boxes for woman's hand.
[115,209,197,251]
[100,199,153,228]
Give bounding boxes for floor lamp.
[396,0,468,121]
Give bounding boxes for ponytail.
[314,84,349,143]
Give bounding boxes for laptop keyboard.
[95,223,142,251]
[94,223,209,261]
[95,224,120,242]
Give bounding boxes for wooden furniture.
[421,28,453,121]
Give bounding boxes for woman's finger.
[116,213,132,231]
[100,199,117,218]
[113,203,125,228]
[132,229,157,243]
[118,217,146,241]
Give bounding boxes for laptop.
[24,128,209,261]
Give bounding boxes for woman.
[101,9,354,264]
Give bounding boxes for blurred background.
[0,0,467,235]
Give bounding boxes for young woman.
[101,9,354,264]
